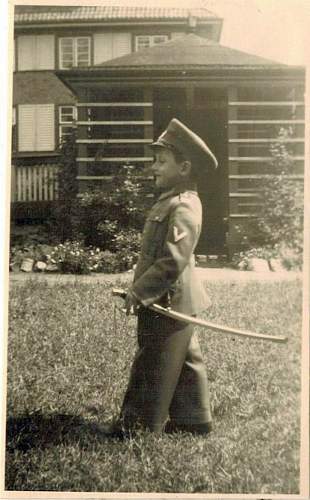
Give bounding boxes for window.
[59,106,77,143]
[59,37,91,69]
[18,104,55,152]
[17,35,55,71]
[135,35,168,51]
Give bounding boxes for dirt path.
[8,267,302,286]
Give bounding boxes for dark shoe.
[99,422,131,440]
[165,421,213,435]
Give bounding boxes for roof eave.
[88,63,304,72]
[56,64,305,85]
[14,18,223,29]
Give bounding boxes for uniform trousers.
[120,307,212,433]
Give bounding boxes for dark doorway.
[153,87,228,255]
[153,87,187,139]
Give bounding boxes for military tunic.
[120,187,212,433]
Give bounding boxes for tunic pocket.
[143,211,170,257]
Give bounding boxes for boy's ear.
[180,160,192,177]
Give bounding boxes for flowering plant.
[49,239,140,274]
[49,241,101,274]
[232,246,277,270]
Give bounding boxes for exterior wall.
[75,87,154,192]
[14,24,215,73]
[13,71,77,161]
[13,21,215,160]
[227,84,305,256]
[12,13,305,257]
[72,78,305,255]
[74,83,227,254]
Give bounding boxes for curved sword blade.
[112,288,287,344]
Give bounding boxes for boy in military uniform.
[108,118,217,437]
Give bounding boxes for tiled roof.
[13,72,76,105]
[93,33,285,69]
[14,5,219,23]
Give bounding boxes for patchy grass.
[6,278,302,493]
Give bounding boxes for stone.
[247,258,270,272]
[46,262,59,272]
[269,258,286,272]
[34,261,47,272]
[20,258,34,272]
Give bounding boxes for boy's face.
[151,147,186,189]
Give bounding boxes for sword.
[112,288,287,344]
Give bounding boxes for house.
[12,4,305,256]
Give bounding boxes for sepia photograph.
[1,0,309,497]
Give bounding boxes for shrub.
[93,249,135,273]
[92,228,141,273]
[35,130,153,271]
[72,164,152,249]
[48,239,140,275]
[231,246,277,270]
[10,224,51,248]
[110,228,141,254]
[233,128,304,270]
[49,241,100,275]
[48,130,79,242]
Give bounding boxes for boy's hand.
[125,289,140,316]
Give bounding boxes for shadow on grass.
[6,412,107,453]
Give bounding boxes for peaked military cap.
[151,118,218,170]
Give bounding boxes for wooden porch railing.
[11,164,59,202]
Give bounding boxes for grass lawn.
[6,277,302,493]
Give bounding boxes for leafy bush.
[231,246,277,270]
[48,130,79,242]
[49,239,140,275]
[233,129,304,270]
[275,242,303,271]
[102,228,141,272]
[10,224,52,248]
[49,241,100,275]
[43,130,152,272]
[10,238,140,275]
[92,249,135,273]
[73,164,152,249]
[110,228,141,254]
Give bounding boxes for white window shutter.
[36,35,55,70]
[18,105,36,151]
[18,35,36,71]
[94,33,113,64]
[36,105,55,151]
[113,33,131,58]
[18,104,55,152]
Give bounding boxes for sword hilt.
[112,288,127,299]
